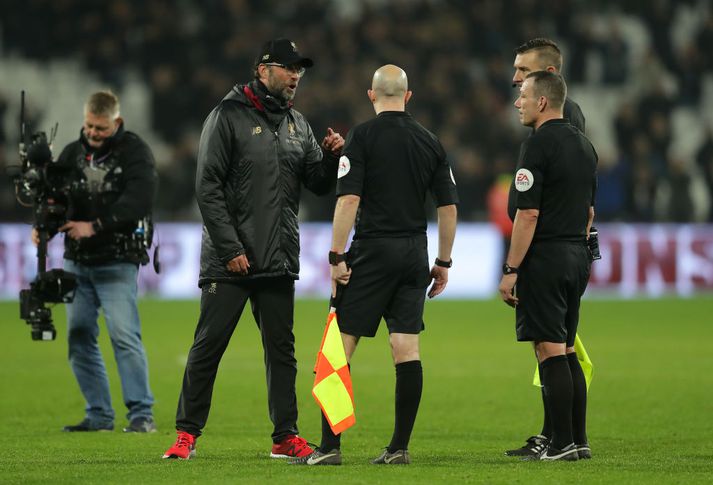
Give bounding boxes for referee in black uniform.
[499,70,597,461]
[293,64,458,466]
[506,38,590,458]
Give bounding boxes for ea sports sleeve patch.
[514,138,544,209]
[337,155,351,178]
[514,168,534,192]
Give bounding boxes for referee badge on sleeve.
[515,168,534,192]
[338,155,351,178]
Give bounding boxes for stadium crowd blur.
[2,0,713,223]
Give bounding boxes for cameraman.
[32,91,157,433]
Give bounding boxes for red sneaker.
[162,431,197,460]
[270,435,314,458]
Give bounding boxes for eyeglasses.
[262,62,306,77]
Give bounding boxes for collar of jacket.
[244,79,293,113]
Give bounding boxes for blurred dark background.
[1,0,712,223]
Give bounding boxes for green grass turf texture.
[1,297,712,484]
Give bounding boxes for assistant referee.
[499,70,597,461]
[293,64,458,466]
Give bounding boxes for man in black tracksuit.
[162,38,344,460]
[499,71,597,461]
[506,38,591,458]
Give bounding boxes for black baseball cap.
[254,38,314,68]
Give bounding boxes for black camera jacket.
[57,125,157,265]
[196,84,337,285]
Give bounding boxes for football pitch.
[1,297,712,484]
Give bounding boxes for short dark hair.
[515,38,563,72]
[526,70,566,111]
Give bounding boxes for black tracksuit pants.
[175,277,298,442]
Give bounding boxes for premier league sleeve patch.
[515,168,534,192]
[338,155,351,178]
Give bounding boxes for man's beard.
[267,73,295,101]
[274,83,295,101]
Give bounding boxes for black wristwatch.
[328,251,346,265]
[91,219,102,234]
[435,258,452,268]
[502,263,518,275]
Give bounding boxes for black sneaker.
[63,418,114,432]
[505,435,549,457]
[123,416,157,433]
[536,442,579,461]
[372,448,410,465]
[576,443,592,459]
[288,448,342,465]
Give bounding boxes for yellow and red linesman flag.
[312,311,355,435]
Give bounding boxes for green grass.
[1,298,712,484]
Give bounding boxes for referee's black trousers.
[175,277,299,442]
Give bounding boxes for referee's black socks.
[540,354,574,450]
[539,362,552,439]
[567,352,588,445]
[319,409,341,452]
[388,360,423,453]
[318,363,351,453]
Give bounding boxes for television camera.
[11,91,78,341]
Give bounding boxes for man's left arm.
[498,208,539,307]
[428,145,459,298]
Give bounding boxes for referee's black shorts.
[515,241,591,347]
[336,235,431,338]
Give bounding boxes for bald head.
[368,64,412,114]
[372,64,408,97]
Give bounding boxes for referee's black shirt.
[336,111,459,239]
[507,118,597,242]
